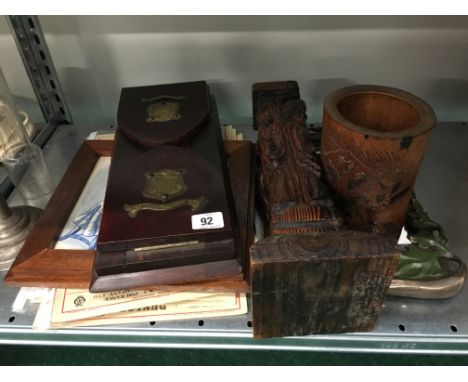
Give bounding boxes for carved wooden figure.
[253,81,342,234]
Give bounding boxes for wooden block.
[250,231,400,339]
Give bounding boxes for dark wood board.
[250,231,400,338]
[4,139,254,292]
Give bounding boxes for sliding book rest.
[91,81,242,292]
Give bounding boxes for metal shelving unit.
[1,16,468,356]
[1,15,70,197]
[7,15,72,125]
[1,122,468,355]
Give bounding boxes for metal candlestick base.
[0,205,41,272]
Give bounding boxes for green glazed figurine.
[389,194,466,299]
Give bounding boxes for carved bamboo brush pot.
[321,85,436,235]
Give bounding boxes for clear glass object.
[2,143,53,208]
[0,67,52,208]
[0,67,44,270]
[0,68,31,158]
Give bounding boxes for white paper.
[398,227,411,246]
[55,157,111,250]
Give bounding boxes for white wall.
[1,16,468,127]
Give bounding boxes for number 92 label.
[191,212,224,230]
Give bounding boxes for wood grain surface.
[250,231,400,338]
[321,85,436,235]
[253,81,342,235]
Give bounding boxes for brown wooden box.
[92,81,243,291]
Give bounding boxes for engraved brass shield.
[146,100,181,122]
[142,169,187,202]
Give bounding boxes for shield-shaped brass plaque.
[142,95,186,123]
[142,169,187,202]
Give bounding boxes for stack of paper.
[31,287,246,329]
